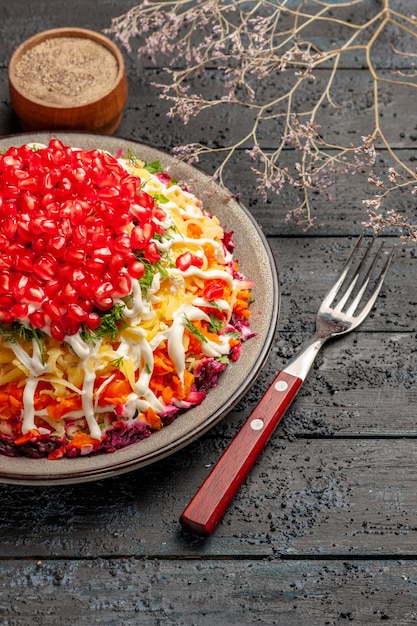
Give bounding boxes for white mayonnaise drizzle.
[7,338,50,433]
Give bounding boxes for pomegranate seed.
[0,310,13,324]
[131,223,153,249]
[113,272,132,297]
[96,282,113,298]
[47,235,67,256]
[137,191,154,209]
[129,203,151,222]
[25,283,45,303]
[20,193,37,212]
[64,248,86,265]
[0,139,168,335]
[61,317,81,336]
[85,258,106,274]
[0,272,11,293]
[50,321,66,341]
[143,242,161,263]
[3,155,22,167]
[44,279,60,298]
[94,297,114,311]
[42,301,66,321]
[72,224,88,245]
[67,303,88,322]
[33,256,57,281]
[12,275,28,300]
[42,172,54,191]
[29,310,46,329]
[86,312,101,329]
[14,252,34,273]
[0,235,10,250]
[61,283,79,304]
[11,303,28,318]
[175,252,193,272]
[0,257,12,270]
[39,219,58,235]
[128,260,145,279]
[3,217,17,238]
[94,246,112,260]
[0,295,13,308]
[108,253,126,273]
[154,206,167,221]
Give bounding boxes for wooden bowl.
[8,27,128,134]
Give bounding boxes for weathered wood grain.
[0,2,416,625]
[268,237,413,333]
[1,438,417,558]
[1,558,417,626]
[119,67,415,149]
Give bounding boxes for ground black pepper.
[14,37,119,106]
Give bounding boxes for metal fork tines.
[321,235,393,328]
[285,235,394,380]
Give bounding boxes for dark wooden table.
[0,2,416,624]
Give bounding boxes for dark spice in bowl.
[14,37,119,107]
[8,27,128,134]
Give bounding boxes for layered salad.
[0,139,253,459]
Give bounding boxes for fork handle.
[179,370,303,537]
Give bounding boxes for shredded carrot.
[153,347,174,374]
[47,395,83,421]
[233,289,252,318]
[143,407,162,430]
[47,432,101,459]
[187,223,203,238]
[161,386,174,404]
[184,330,203,356]
[99,376,132,407]
[202,242,216,266]
[66,432,101,449]
[48,446,67,461]
[14,429,40,445]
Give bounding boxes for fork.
[179,236,394,537]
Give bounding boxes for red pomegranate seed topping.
[0,140,168,336]
[175,252,204,272]
[128,260,145,279]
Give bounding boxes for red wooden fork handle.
[179,370,303,537]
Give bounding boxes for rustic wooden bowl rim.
[8,27,126,110]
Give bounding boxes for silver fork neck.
[283,334,327,381]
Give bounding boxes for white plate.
[0,132,279,485]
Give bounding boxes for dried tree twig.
[108,0,417,240]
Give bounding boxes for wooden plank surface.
[2,438,417,558]
[0,1,417,625]
[1,558,417,626]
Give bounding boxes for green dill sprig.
[208,314,223,333]
[184,314,208,343]
[110,356,124,369]
[82,303,127,343]
[138,258,169,298]
[125,148,143,168]
[0,322,46,364]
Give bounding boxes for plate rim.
[0,131,280,485]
